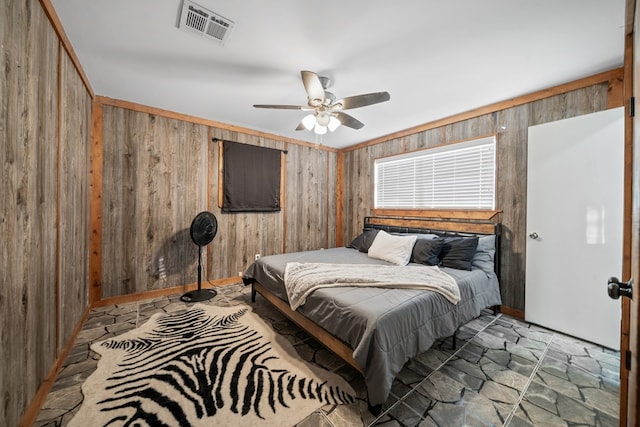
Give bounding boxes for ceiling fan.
[253,70,390,135]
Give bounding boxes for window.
[374,136,496,210]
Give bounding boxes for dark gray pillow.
[472,235,496,274]
[348,229,380,252]
[440,236,479,270]
[411,237,444,265]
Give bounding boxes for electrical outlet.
[238,272,243,277]
[158,256,166,281]
[255,254,261,260]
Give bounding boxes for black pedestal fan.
[180,211,218,302]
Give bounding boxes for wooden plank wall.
[99,109,338,297]
[342,83,611,311]
[58,49,92,349]
[0,3,58,425]
[285,144,337,251]
[101,107,209,297]
[0,0,92,425]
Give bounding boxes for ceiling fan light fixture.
[328,115,341,132]
[254,70,390,134]
[301,114,316,130]
[314,123,327,135]
[316,111,331,127]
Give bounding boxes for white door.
[525,107,624,350]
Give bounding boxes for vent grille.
[179,0,234,44]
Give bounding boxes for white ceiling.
[51,0,625,149]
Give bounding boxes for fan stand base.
[180,289,217,302]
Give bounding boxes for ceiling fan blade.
[301,70,325,106]
[333,91,390,110]
[335,112,364,129]
[253,104,306,110]
[295,122,306,131]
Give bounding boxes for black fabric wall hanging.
[222,140,282,213]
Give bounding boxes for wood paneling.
[101,107,209,297]
[98,112,338,296]
[89,101,104,304]
[285,144,337,252]
[342,82,613,311]
[39,0,94,97]
[58,49,91,349]
[494,106,529,309]
[336,151,345,246]
[326,150,338,249]
[1,1,60,425]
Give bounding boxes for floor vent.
[178,0,235,44]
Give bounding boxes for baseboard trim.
[500,305,525,320]
[92,277,241,308]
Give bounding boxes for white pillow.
[367,230,417,266]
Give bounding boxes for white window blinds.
[374,136,496,209]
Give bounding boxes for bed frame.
[249,216,502,400]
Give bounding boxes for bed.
[242,216,502,411]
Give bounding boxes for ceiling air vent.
[178,0,235,44]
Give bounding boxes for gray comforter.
[284,262,460,309]
[244,247,501,406]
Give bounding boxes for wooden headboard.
[364,216,499,235]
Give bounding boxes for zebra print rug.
[69,304,355,426]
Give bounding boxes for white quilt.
[284,262,460,310]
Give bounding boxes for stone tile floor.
[35,282,620,426]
